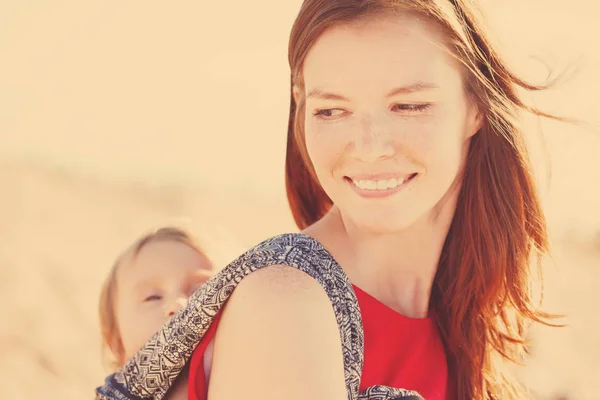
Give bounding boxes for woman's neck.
[306,203,454,318]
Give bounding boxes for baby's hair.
[98,227,209,370]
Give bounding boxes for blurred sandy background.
[1,1,599,399]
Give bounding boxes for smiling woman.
[96,1,563,400]
[283,1,561,398]
[296,13,481,233]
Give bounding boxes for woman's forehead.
[301,15,462,93]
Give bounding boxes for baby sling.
[95,233,424,400]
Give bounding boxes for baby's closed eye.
[143,294,163,302]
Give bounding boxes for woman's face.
[299,13,482,233]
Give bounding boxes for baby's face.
[115,240,213,362]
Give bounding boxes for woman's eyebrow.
[306,82,439,101]
[306,89,349,101]
[386,82,439,97]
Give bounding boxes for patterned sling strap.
[96,233,423,400]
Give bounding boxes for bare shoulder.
[206,264,347,400]
[218,264,334,321]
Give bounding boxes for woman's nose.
[351,115,395,162]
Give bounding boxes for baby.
[99,227,214,399]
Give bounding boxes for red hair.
[285,1,559,398]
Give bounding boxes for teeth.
[352,178,406,190]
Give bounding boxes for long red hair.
[284,1,558,398]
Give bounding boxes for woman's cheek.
[306,120,354,167]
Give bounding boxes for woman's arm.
[205,264,348,400]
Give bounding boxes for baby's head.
[99,227,214,368]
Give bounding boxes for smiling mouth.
[345,173,418,191]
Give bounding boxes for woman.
[97,1,559,399]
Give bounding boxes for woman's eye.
[143,294,162,302]
[312,108,346,119]
[391,103,431,113]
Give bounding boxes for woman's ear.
[293,85,302,104]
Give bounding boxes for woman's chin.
[347,212,420,236]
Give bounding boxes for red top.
[188,285,452,400]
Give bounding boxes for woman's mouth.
[345,173,418,198]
